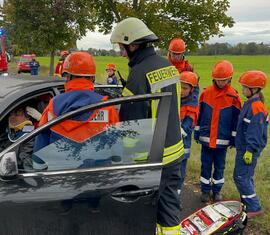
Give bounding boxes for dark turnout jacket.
[120,46,184,166]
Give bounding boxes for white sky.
[77,0,270,49]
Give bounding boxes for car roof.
[0,76,123,120]
[0,76,65,116]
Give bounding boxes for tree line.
[192,42,270,55]
[85,42,270,57]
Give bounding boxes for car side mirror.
[0,152,18,180]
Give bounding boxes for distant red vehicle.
[17,54,35,73]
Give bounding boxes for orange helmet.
[212,60,233,80]
[60,50,69,57]
[238,70,267,89]
[62,51,96,77]
[168,38,186,53]
[106,63,116,71]
[180,71,198,87]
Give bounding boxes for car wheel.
[18,71,21,74]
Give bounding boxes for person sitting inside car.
[0,105,41,172]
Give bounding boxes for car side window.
[0,93,53,172]
[30,100,156,172]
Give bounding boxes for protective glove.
[243,151,253,165]
[26,106,42,121]
[181,127,187,138]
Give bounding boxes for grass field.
[10,55,270,233]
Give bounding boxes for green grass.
[185,55,270,233]
[10,55,270,232]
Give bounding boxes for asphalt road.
[180,183,205,220]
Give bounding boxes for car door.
[0,92,172,235]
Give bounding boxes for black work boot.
[201,192,210,203]
[213,192,222,202]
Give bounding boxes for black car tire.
[18,70,21,74]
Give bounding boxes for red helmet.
[238,71,267,89]
[180,71,198,87]
[106,63,116,71]
[168,38,186,53]
[60,51,69,57]
[212,60,233,80]
[62,51,96,77]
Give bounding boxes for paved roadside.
[180,182,205,220]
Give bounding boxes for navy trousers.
[233,150,261,212]
[200,145,227,193]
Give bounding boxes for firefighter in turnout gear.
[33,51,119,152]
[111,17,184,235]
[194,60,242,203]
[234,71,268,219]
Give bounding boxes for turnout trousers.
[200,145,227,193]
[233,150,262,212]
[157,162,181,235]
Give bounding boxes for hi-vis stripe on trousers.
[157,223,181,235]
[163,140,184,165]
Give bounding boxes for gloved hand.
[181,127,187,138]
[26,106,42,121]
[243,151,253,165]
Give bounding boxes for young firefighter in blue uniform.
[194,60,242,203]
[234,71,268,219]
[178,71,199,198]
[110,18,184,235]
[29,56,40,75]
[106,64,118,85]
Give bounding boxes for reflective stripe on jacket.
[119,46,184,166]
[235,95,268,154]
[194,83,241,148]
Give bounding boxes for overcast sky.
[77,0,270,49]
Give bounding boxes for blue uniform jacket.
[235,95,268,155]
[34,79,104,152]
[194,83,242,148]
[29,61,40,70]
[107,75,118,85]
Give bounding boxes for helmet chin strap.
[124,44,146,59]
[247,88,260,98]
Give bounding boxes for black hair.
[69,74,95,82]
[258,91,265,103]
